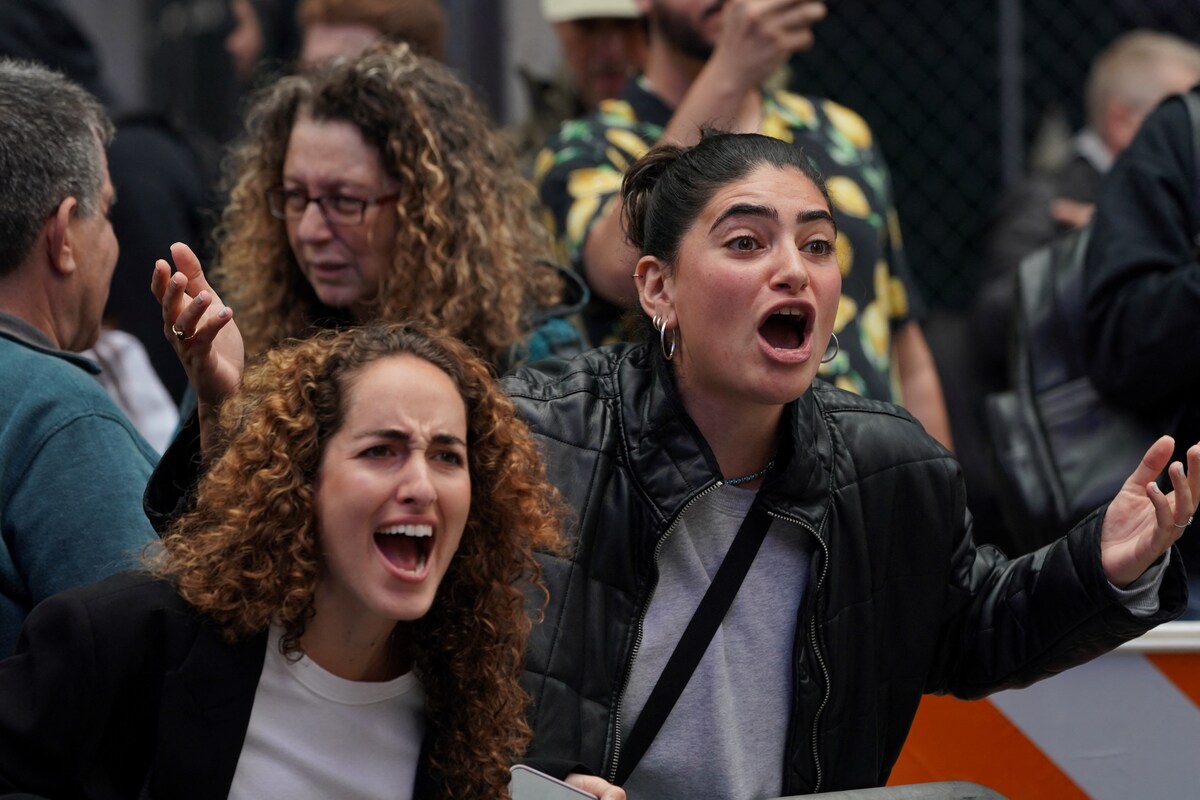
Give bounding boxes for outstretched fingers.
[1141,442,1200,560]
[153,243,231,347]
[168,241,214,295]
[1129,435,1175,492]
[1166,443,1200,535]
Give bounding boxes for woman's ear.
[635,254,674,323]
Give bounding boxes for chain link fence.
[786,0,1200,546]
[788,0,1200,311]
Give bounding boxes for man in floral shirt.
[534,0,952,448]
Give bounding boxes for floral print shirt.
[533,75,923,402]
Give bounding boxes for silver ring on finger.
[172,326,192,342]
[1173,516,1193,529]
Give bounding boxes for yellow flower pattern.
[774,92,818,127]
[824,101,873,149]
[826,176,872,219]
[835,231,853,277]
[597,99,637,124]
[834,295,857,333]
[760,109,795,144]
[856,262,894,370]
[888,276,910,320]
[566,194,600,249]
[532,148,556,185]
[606,128,651,159]
[887,207,905,249]
[565,167,624,246]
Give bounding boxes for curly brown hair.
[211,42,561,369]
[149,322,565,800]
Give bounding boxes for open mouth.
[374,524,433,575]
[759,307,809,351]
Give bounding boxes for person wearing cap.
[510,0,646,174]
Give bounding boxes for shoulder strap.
[613,498,773,786]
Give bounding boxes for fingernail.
[196,292,206,304]
[218,307,229,318]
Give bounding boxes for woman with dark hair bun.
[504,130,1199,798]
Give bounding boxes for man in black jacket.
[1084,84,1200,617]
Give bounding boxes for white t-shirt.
[227,626,426,800]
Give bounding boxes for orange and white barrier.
[890,622,1200,799]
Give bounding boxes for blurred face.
[225,0,265,83]
[1107,63,1200,155]
[644,164,840,410]
[554,18,646,109]
[69,153,119,351]
[300,22,383,65]
[313,354,471,632]
[282,117,398,319]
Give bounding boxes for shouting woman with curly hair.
[0,323,566,800]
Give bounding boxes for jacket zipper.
[768,508,830,794]
[606,481,724,783]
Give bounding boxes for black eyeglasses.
[265,186,399,226]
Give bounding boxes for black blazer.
[0,572,434,799]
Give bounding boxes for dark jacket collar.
[614,343,831,530]
[151,626,268,799]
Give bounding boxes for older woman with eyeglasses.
[153,42,585,452]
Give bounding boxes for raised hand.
[150,242,245,456]
[1100,436,1200,588]
[711,0,829,91]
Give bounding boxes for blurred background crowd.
[7,0,1200,549]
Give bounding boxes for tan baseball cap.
[541,0,640,23]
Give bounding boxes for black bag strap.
[613,498,773,786]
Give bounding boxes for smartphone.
[509,765,598,800]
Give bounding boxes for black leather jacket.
[504,344,1186,795]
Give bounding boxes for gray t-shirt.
[622,486,813,800]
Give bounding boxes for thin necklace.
[724,458,775,487]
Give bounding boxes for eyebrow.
[709,203,777,233]
[360,428,467,448]
[282,177,373,193]
[709,204,836,233]
[799,209,835,226]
